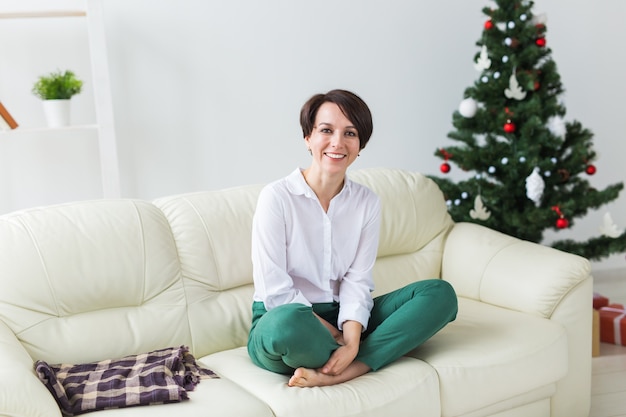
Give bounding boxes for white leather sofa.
[0,168,592,417]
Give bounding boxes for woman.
[247,89,457,387]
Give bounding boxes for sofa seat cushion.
[76,377,274,417]
[408,297,568,417]
[200,347,441,417]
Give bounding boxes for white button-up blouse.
[251,168,381,331]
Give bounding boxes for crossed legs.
[247,279,457,386]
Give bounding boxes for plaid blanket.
[35,346,218,416]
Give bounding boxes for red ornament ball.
[534,81,541,91]
[556,218,569,229]
[585,164,597,175]
[440,162,451,174]
[484,20,494,30]
[536,37,546,47]
[504,121,516,133]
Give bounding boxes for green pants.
[247,279,457,374]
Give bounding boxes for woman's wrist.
[341,320,363,347]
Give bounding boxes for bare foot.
[287,361,371,387]
[288,368,330,387]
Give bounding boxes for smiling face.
[305,102,361,177]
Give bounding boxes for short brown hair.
[299,89,373,150]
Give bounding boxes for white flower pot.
[42,99,71,128]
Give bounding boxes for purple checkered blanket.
[35,346,218,416]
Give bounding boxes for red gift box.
[593,292,610,310]
[599,304,626,346]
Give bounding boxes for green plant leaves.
[32,70,83,100]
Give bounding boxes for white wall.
[103,0,481,197]
[1,0,625,272]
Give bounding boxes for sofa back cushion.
[153,186,262,358]
[0,200,190,365]
[349,169,453,296]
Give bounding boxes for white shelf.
[0,127,103,215]
[0,10,86,19]
[0,0,120,210]
[0,124,98,138]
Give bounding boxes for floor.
[590,269,626,417]
[592,344,626,417]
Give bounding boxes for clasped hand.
[315,315,362,376]
[322,341,359,376]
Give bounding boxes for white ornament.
[525,167,545,207]
[600,212,624,238]
[501,157,509,165]
[502,56,509,63]
[504,37,512,46]
[534,55,550,70]
[474,45,491,71]
[520,14,528,22]
[494,71,501,79]
[470,195,491,221]
[461,192,469,199]
[504,73,527,100]
[481,76,489,83]
[532,13,547,26]
[459,98,478,118]
[547,116,566,138]
[519,156,527,163]
[454,199,461,206]
[507,21,516,29]
[488,166,496,174]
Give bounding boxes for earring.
[308,148,312,155]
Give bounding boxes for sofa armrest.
[442,222,591,318]
[442,222,593,417]
[0,321,61,417]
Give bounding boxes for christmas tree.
[430,0,626,261]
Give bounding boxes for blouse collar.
[285,168,352,199]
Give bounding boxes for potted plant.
[32,69,83,128]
